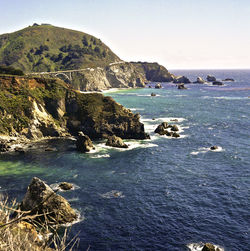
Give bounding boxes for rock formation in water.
[76,132,95,152]
[106,135,128,148]
[173,76,191,84]
[207,75,216,82]
[194,76,206,84]
[19,177,77,224]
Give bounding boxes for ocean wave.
[202,96,248,100]
[100,190,125,199]
[190,146,224,155]
[90,154,110,159]
[187,242,224,251]
[128,108,145,111]
[97,141,158,151]
[141,117,186,123]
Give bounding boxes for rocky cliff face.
[0,75,149,144]
[131,62,175,82]
[68,62,146,91]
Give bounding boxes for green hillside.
[0,24,120,72]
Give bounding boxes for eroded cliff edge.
[0,75,149,148]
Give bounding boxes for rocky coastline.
[0,75,149,153]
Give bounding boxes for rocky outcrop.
[67,92,150,140]
[207,75,216,82]
[155,122,180,138]
[0,139,9,152]
[194,77,206,84]
[0,76,150,149]
[173,76,191,84]
[170,125,179,131]
[19,177,77,224]
[131,62,174,82]
[59,182,73,191]
[106,135,128,148]
[76,132,94,152]
[155,83,162,89]
[154,124,167,135]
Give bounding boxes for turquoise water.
[0,70,249,250]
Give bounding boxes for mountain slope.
[0,24,120,72]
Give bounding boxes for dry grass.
[0,198,79,251]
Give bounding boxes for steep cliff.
[67,62,146,91]
[0,75,149,143]
[131,62,175,82]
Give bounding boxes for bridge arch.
[54,73,71,84]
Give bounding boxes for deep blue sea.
[0,70,249,251]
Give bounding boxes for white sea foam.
[100,190,125,199]
[190,146,224,155]
[202,96,248,100]
[187,243,224,251]
[62,209,84,227]
[129,108,145,111]
[97,141,158,151]
[141,117,186,123]
[90,154,110,159]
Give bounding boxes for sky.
[0,0,250,69]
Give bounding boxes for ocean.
[0,70,249,250]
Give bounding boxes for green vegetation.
[76,93,129,123]
[0,76,67,134]
[0,198,79,250]
[0,24,120,72]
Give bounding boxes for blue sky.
[0,0,249,69]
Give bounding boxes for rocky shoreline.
[0,75,150,153]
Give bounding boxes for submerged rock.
[59,182,73,191]
[222,78,235,82]
[76,132,95,153]
[207,75,216,82]
[19,177,77,224]
[106,135,128,148]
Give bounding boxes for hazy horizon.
[1,0,250,70]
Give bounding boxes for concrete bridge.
[27,61,125,82]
